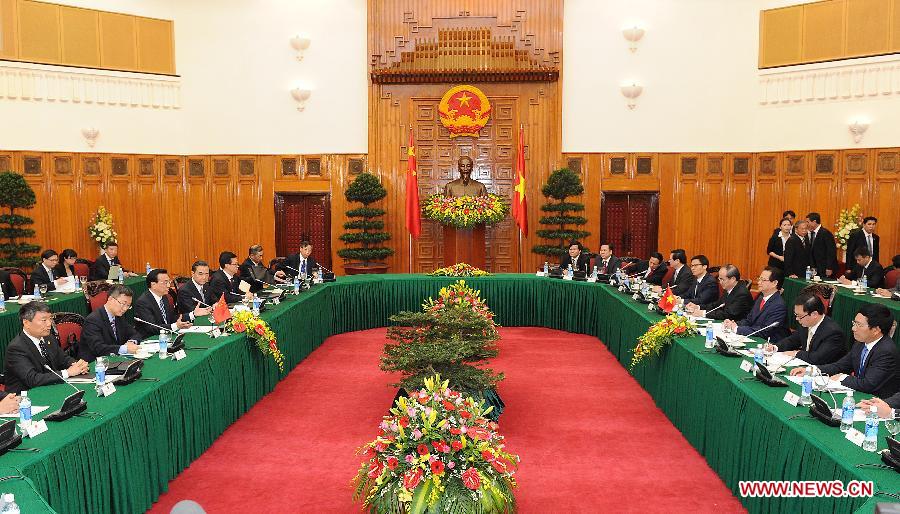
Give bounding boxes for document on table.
[66,374,97,384]
[825,408,892,423]
[0,406,49,418]
[180,326,215,334]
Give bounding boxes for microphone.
[743,322,780,339]
[43,365,81,393]
[703,302,726,316]
[316,263,334,274]
[191,297,212,308]
[134,317,179,334]
[223,290,246,299]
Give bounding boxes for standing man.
[79,285,140,361]
[806,212,837,279]
[784,219,811,278]
[177,260,214,320]
[279,242,319,279]
[846,216,880,264]
[593,243,620,275]
[559,241,590,274]
[133,269,191,339]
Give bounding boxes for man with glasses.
[723,266,789,341]
[765,292,845,365]
[680,255,718,307]
[133,269,192,339]
[30,249,70,292]
[177,261,214,320]
[686,264,753,321]
[791,304,900,398]
[79,284,140,362]
[209,251,246,303]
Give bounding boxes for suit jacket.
[592,255,621,276]
[808,226,838,277]
[633,261,668,286]
[176,280,210,318]
[239,258,269,292]
[783,234,811,278]
[846,229,880,263]
[89,254,121,281]
[79,306,137,362]
[766,234,789,270]
[775,316,846,365]
[664,266,693,297]
[208,270,242,304]
[0,271,18,299]
[53,262,75,279]
[819,336,900,398]
[736,291,790,341]
[681,273,719,306]
[845,260,884,289]
[704,281,754,321]
[560,253,591,274]
[30,264,58,291]
[133,290,179,339]
[279,254,320,278]
[4,332,75,394]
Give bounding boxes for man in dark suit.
[846,216,880,264]
[839,247,884,288]
[686,264,753,321]
[30,250,70,292]
[240,244,273,291]
[79,284,140,362]
[558,241,590,275]
[770,293,846,365]
[791,304,900,398]
[177,260,214,321]
[633,252,668,286]
[806,212,838,279]
[89,243,136,281]
[278,241,320,279]
[783,219,811,278]
[655,249,692,297]
[593,243,620,276]
[4,301,89,393]
[680,255,719,306]
[133,269,192,339]
[723,266,790,341]
[209,251,246,303]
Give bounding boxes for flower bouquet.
[427,263,491,277]
[835,204,862,251]
[422,193,509,228]
[423,280,496,328]
[353,375,518,513]
[630,314,698,369]
[88,206,118,248]
[228,309,284,372]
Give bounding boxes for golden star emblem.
[456,92,472,107]
[514,175,526,200]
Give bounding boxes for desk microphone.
[223,290,246,299]
[703,302,726,315]
[43,365,82,393]
[134,317,180,334]
[743,322,780,339]
[191,297,212,308]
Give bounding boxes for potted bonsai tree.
[338,172,394,274]
[0,171,40,269]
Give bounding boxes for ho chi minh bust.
[443,156,488,197]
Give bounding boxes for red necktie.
[759,297,766,311]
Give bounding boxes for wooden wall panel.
[759,5,804,68]
[0,0,18,60]
[99,11,137,71]
[803,0,846,63]
[18,0,60,63]
[846,0,891,56]
[59,5,99,68]
[136,17,174,75]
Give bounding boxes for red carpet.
[148,328,745,513]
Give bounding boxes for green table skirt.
[2,274,897,514]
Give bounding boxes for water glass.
[885,419,900,437]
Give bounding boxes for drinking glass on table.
[885,419,900,437]
[38,284,48,296]
[762,343,776,365]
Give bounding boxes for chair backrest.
[885,269,900,290]
[53,312,84,351]
[174,276,191,290]
[836,260,848,278]
[89,291,108,312]
[269,257,285,274]
[660,267,675,287]
[73,262,90,278]
[1,268,26,296]
[800,283,837,312]
[84,280,112,313]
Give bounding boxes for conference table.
[0,274,896,513]
[783,277,900,340]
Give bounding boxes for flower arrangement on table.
[228,309,284,372]
[422,280,496,328]
[88,206,118,248]
[630,314,698,369]
[422,193,509,228]
[835,204,862,251]
[427,263,490,277]
[352,375,519,513]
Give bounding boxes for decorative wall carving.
[759,56,900,105]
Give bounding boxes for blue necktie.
[301,259,306,274]
[858,344,869,376]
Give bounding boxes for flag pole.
[517,123,525,273]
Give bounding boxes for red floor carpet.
[148,328,745,513]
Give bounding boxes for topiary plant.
[0,171,40,268]
[532,168,589,258]
[337,172,394,267]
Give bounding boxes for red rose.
[459,410,472,419]
[375,440,387,452]
[430,460,445,475]
[442,400,456,411]
[462,467,481,490]
[233,322,246,333]
[398,416,410,428]
[386,456,399,470]
[417,444,429,455]
[403,467,423,489]
[451,440,462,451]
[417,395,430,404]
[255,324,266,336]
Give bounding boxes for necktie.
[810,230,816,246]
[867,234,873,254]
[600,260,606,274]
[47,267,54,282]
[858,344,869,376]
[38,338,50,363]
[158,296,168,323]
[694,278,699,297]
[110,317,118,340]
[806,328,814,352]
[759,297,767,311]
[301,259,306,274]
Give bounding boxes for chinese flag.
[405,129,421,238]
[512,127,528,234]
[657,286,676,313]
[212,293,231,324]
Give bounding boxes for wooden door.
[274,193,332,268]
[600,192,659,259]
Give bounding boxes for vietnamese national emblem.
[438,85,492,138]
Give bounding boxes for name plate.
[24,419,48,439]
[171,349,187,361]
[587,277,597,283]
[783,391,800,407]
[562,275,573,281]
[535,271,545,277]
[97,382,116,397]
[739,360,753,373]
[272,298,281,305]
[845,428,865,447]
[211,327,222,338]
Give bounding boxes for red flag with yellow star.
[406,129,421,238]
[657,286,677,313]
[512,126,528,234]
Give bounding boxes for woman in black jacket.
[767,218,793,270]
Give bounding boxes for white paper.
[783,391,800,406]
[0,406,49,418]
[785,374,851,393]
[845,428,865,446]
[180,326,215,334]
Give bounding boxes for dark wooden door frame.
[600,191,660,258]
[274,192,332,268]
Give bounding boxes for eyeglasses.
[851,320,868,329]
[795,313,810,321]
[112,297,132,310]
[690,263,704,268]
[757,277,771,282]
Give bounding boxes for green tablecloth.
[783,277,900,340]
[1,274,897,513]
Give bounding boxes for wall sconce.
[291,88,312,111]
[620,82,643,109]
[622,26,645,52]
[290,35,311,61]
[81,127,99,148]
[848,120,869,144]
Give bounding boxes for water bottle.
[0,287,5,313]
[95,357,106,385]
[799,367,813,406]
[159,330,169,359]
[863,405,879,452]
[567,264,573,279]
[293,275,300,295]
[33,284,40,299]
[252,296,261,315]
[841,391,855,432]
[543,262,549,275]
[860,274,868,289]
[145,262,151,275]
[118,267,125,284]
[805,266,812,281]
[0,494,19,514]
[19,391,31,428]
[753,344,764,373]
[591,266,598,281]
[705,324,715,349]
[74,275,81,290]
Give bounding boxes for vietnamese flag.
[405,129,421,238]
[512,126,528,234]
[657,286,677,313]
[212,293,231,324]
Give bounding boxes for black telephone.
[714,337,742,357]
[44,390,87,422]
[754,362,787,387]
[809,394,841,427]
[106,360,144,386]
[167,333,185,353]
[0,420,22,455]
[882,437,900,472]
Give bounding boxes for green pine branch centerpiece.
[0,172,40,268]
[533,168,590,258]
[338,173,394,272]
